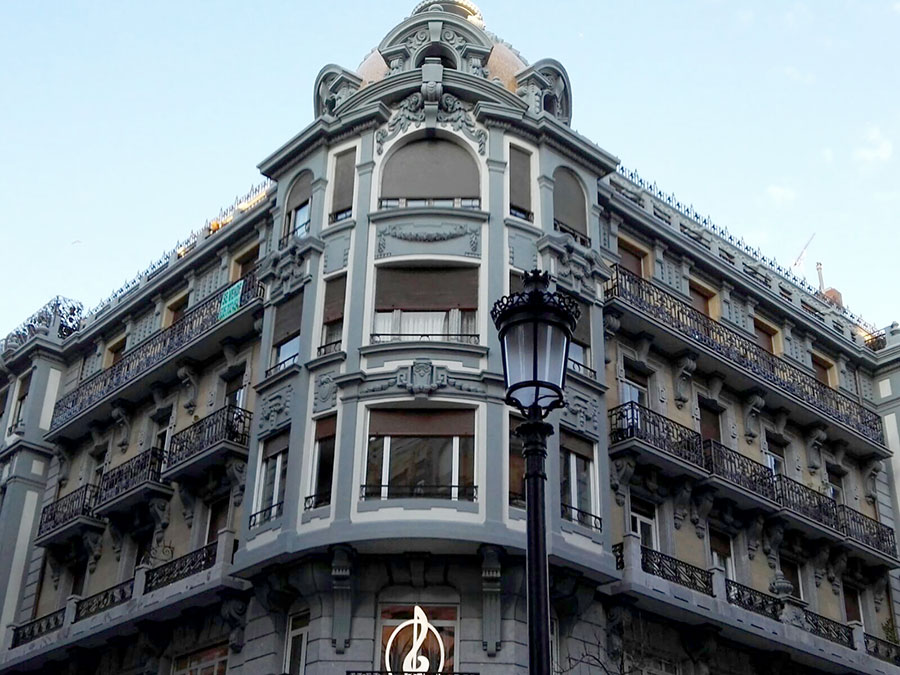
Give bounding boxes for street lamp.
[491,269,580,675]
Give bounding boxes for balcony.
[74,579,134,622]
[640,546,714,596]
[840,504,899,564]
[249,501,283,529]
[95,447,172,517]
[865,634,900,665]
[360,484,478,501]
[10,609,65,648]
[553,218,591,248]
[561,503,602,532]
[774,474,842,536]
[725,579,782,620]
[702,440,779,508]
[370,332,480,345]
[50,272,264,437]
[605,266,885,453]
[34,484,105,548]
[144,541,217,594]
[608,402,706,477]
[161,405,251,482]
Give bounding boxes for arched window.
[282,171,312,246]
[381,138,480,209]
[552,167,588,246]
[414,43,458,70]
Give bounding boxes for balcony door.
[630,496,658,549]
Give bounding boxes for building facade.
[1,2,900,674]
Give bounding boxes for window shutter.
[565,294,591,346]
[619,246,644,277]
[263,428,291,458]
[560,429,593,460]
[331,150,356,215]
[194,265,221,303]
[375,267,478,311]
[553,168,587,235]
[316,415,337,441]
[509,146,531,213]
[369,409,475,437]
[323,276,347,324]
[381,139,480,199]
[709,530,732,558]
[273,292,303,345]
[286,172,312,214]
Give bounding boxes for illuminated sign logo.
[384,605,445,674]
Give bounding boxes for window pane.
[261,457,277,507]
[575,454,592,513]
[388,437,453,497]
[366,437,384,491]
[315,437,335,497]
[288,633,306,675]
[559,451,572,505]
[458,436,474,488]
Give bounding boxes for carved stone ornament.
[109,523,123,561]
[690,488,715,539]
[863,459,884,505]
[376,223,480,259]
[610,453,637,506]
[376,91,486,154]
[220,598,248,653]
[762,519,785,570]
[53,446,71,488]
[673,481,692,531]
[605,604,632,665]
[805,425,827,476]
[363,362,483,398]
[827,550,848,596]
[313,372,338,413]
[177,365,199,416]
[179,484,196,528]
[49,556,62,590]
[681,626,718,675]
[742,391,765,444]
[812,547,829,587]
[674,352,698,410]
[83,530,104,574]
[562,390,601,437]
[331,545,354,653]
[258,385,293,435]
[480,545,502,656]
[148,496,171,550]
[225,457,247,507]
[603,312,621,341]
[110,404,132,453]
[770,570,795,597]
[873,574,888,612]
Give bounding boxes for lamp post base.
[516,416,554,675]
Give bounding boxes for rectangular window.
[330,149,356,223]
[366,409,475,500]
[173,644,228,675]
[509,145,532,220]
[698,404,721,443]
[622,366,648,407]
[374,267,478,343]
[273,293,304,369]
[754,319,775,353]
[630,496,657,549]
[225,369,247,409]
[12,372,30,427]
[168,295,188,326]
[559,430,594,518]
[311,416,336,508]
[689,284,711,316]
[826,469,844,505]
[619,243,645,278]
[286,200,311,240]
[321,275,346,352]
[812,355,833,387]
[844,586,862,625]
[509,415,525,507]
[285,611,310,675]
[259,429,290,511]
[379,605,457,672]
[206,497,230,545]
[235,245,260,280]
[709,529,734,580]
[564,294,591,374]
[70,557,87,597]
[764,434,785,475]
[106,337,126,368]
[780,559,803,600]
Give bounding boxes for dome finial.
[411,0,485,28]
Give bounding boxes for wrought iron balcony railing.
[553,218,591,247]
[51,272,264,430]
[378,196,481,210]
[304,492,331,510]
[865,330,887,353]
[317,340,342,357]
[608,401,704,468]
[97,447,166,506]
[703,440,778,502]
[249,501,283,529]
[360,484,478,501]
[74,578,134,622]
[561,503,602,531]
[840,504,898,558]
[370,333,480,345]
[725,579,783,621]
[163,405,252,472]
[612,542,624,570]
[37,484,100,537]
[865,633,900,664]
[266,353,298,377]
[508,491,526,509]
[803,608,853,648]
[606,266,884,446]
[567,358,597,378]
[10,608,65,648]
[641,546,714,596]
[279,219,310,249]
[144,542,217,594]
[774,474,841,531]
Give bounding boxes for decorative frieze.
[375,222,480,259]
[258,385,293,436]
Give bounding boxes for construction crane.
[792,233,815,270]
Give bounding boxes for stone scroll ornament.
[376,92,486,154]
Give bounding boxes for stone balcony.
[33,484,105,549]
[48,272,264,440]
[608,403,899,565]
[2,531,246,672]
[94,447,172,518]
[161,404,252,483]
[604,266,887,457]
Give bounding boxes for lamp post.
[491,270,580,675]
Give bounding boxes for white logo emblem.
[384,605,445,674]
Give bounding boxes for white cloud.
[766,185,797,206]
[820,147,834,164]
[782,66,815,85]
[853,126,893,163]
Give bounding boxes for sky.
[1,0,898,337]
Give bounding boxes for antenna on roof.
[792,233,815,270]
